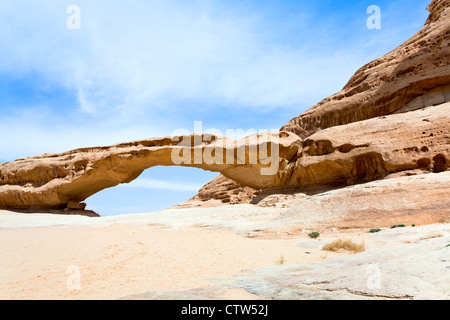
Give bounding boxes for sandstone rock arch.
[0,132,300,209]
[196,0,450,205]
[1,101,449,211]
[1,0,449,212]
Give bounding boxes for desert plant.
[308,232,320,239]
[322,238,365,253]
[390,224,406,229]
[278,254,285,265]
[369,228,381,233]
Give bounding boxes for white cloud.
[0,0,426,163]
[0,0,370,116]
[0,0,430,214]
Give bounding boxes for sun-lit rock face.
[189,0,450,206]
[0,1,449,212]
[0,132,301,209]
[281,0,450,138]
[1,100,448,210]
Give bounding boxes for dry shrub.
[322,238,365,253]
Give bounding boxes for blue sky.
[0,0,430,215]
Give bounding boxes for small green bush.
[390,224,406,229]
[308,232,320,239]
[369,228,381,233]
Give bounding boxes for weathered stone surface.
[0,132,300,209]
[286,102,449,188]
[1,1,449,212]
[181,101,450,207]
[228,225,450,300]
[1,101,448,210]
[281,0,450,138]
[66,200,87,211]
[176,174,260,208]
[393,84,450,113]
[274,170,450,231]
[190,0,450,206]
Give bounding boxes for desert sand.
[0,207,355,300]
[1,0,449,301]
[1,199,448,300]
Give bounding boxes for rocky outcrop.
[289,102,449,187]
[1,0,449,212]
[230,224,450,300]
[426,0,449,25]
[182,101,449,206]
[180,175,261,207]
[282,0,450,138]
[1,101,448,210]
[0,132,300,209]
[189,0,450,206]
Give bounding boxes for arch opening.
[84,166,219,216]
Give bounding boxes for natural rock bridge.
[0,100,448,211]
[1,0,450,212]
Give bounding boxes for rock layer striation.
[189,0,450,206]
[0,0,449,211]
[0,132,299,209]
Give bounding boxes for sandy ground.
[1,203,447,300]
[0,210,363,300]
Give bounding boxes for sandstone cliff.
[282,0,450,138]
[0,132,299,209]
[0,0,449,212]
[1,99,448,210]
[187,0,450,206]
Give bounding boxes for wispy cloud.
[0,0,429,162]
[0,0,374,116]
[0,0,431,214]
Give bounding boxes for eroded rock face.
[1,1,449,212]
[281,0,450,138]
[1,102,448,210]
[189,0,450,206]
[181,175,261,207]
[287,102,449,188]
[182,101,449,208]
[0,132,300,209]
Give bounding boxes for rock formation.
[187,0,450,206]
[1,100,448,210]
[0,0,449,212]
[0,132,299,209]
[282,0,450,137]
